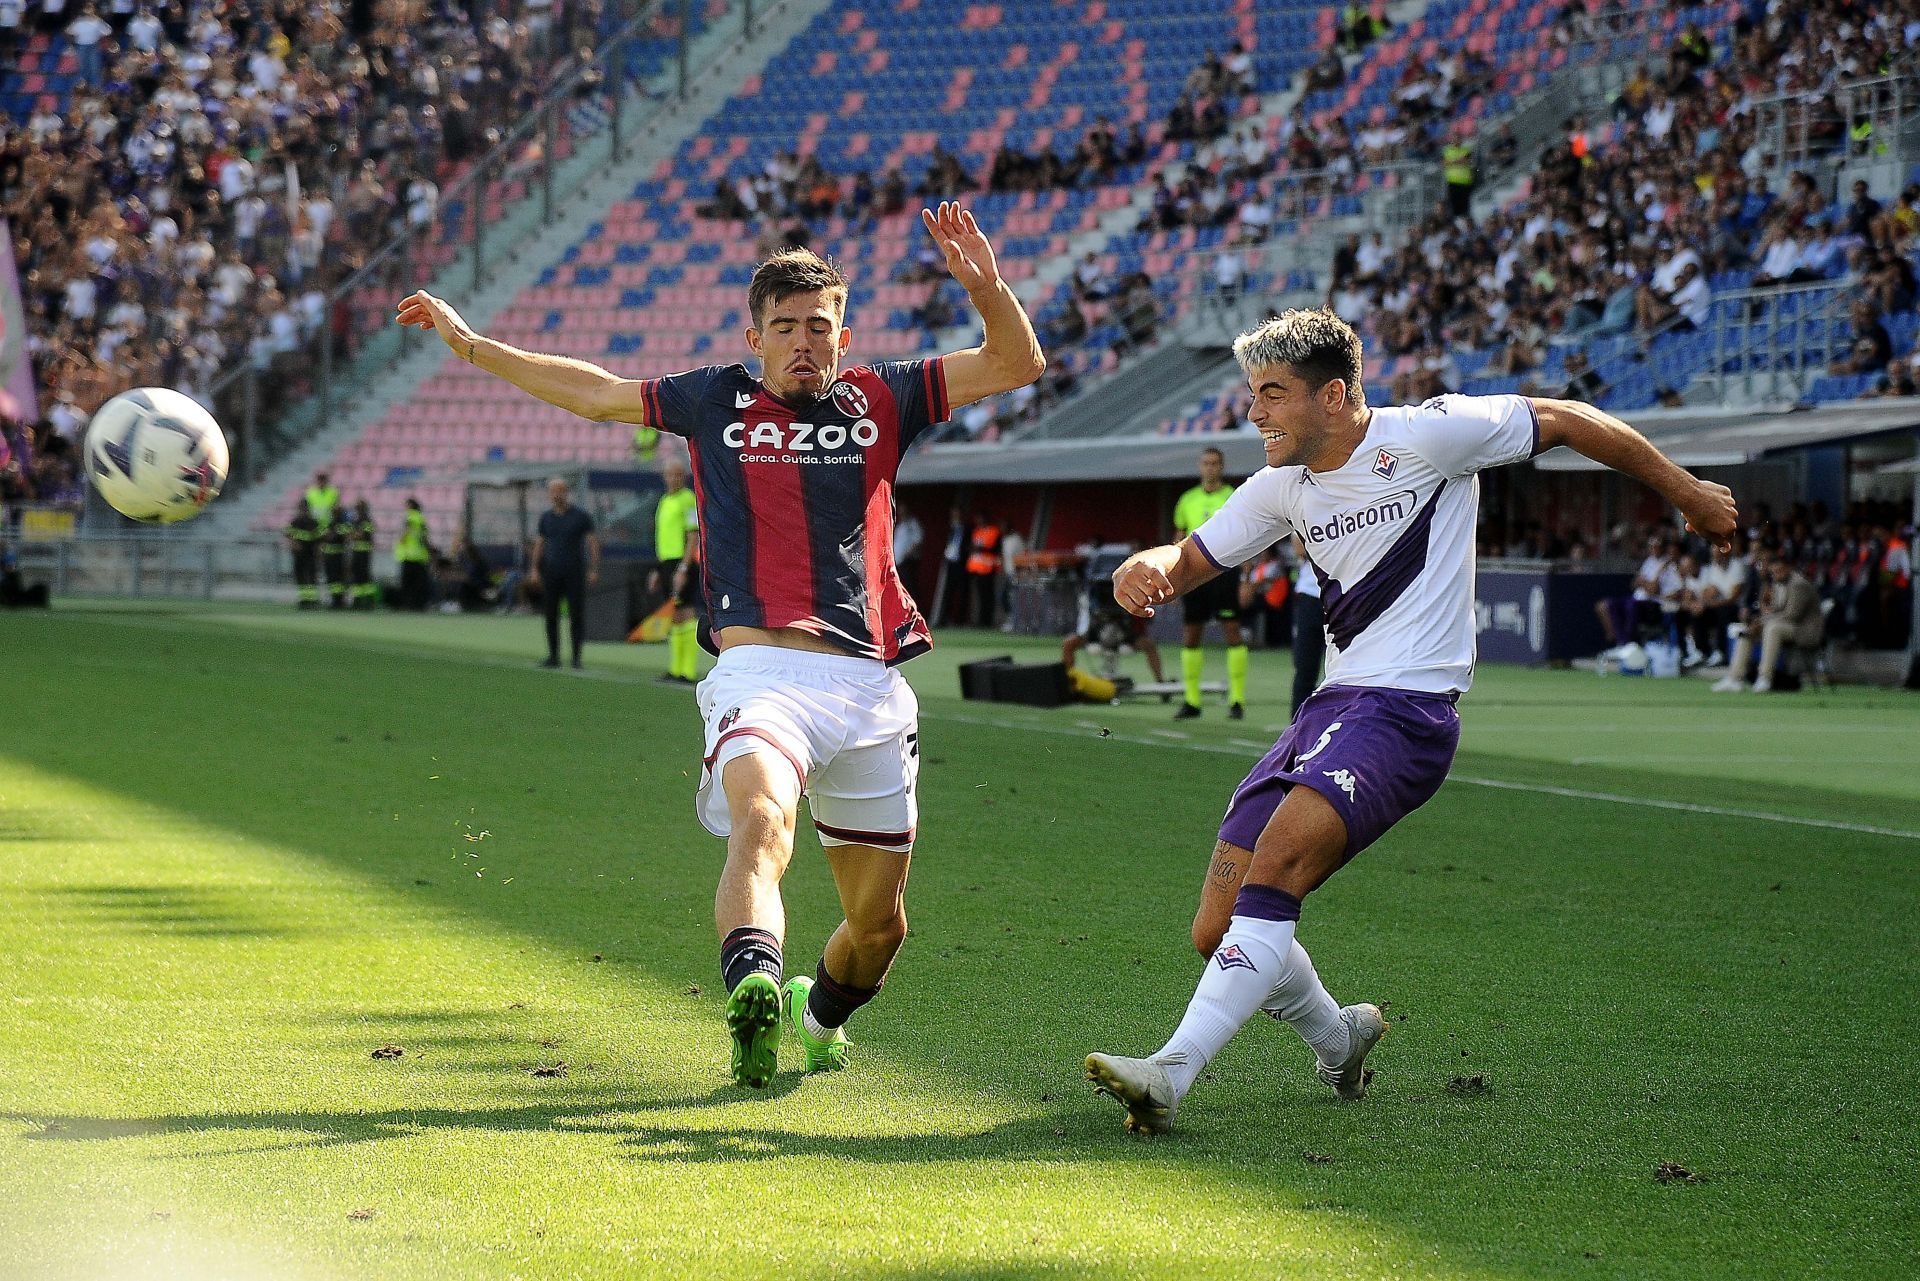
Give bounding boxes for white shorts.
[695,645,920,854]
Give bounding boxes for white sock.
[801,1005,837,1041]
[1152,915,1294,1099]
[1260,938,1350,1067]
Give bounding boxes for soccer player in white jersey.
[1085,309,1737,1133]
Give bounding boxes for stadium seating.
[1154,0,1920,436]
[274,0,1714,535]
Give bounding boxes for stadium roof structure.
[899,400,1920,485]
[1532,398,1920,471]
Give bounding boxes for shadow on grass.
[3,612,1914,1279]
[40,885,307,939]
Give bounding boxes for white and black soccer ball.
[84,387,230,524]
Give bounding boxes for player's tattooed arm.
[921,202,1046,408]
[1532,398,1739,550]
[395,290,648,423]
[1111,539,1222,617]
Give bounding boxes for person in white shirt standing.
[64,2,111,86]
[1083,309,1737,1133]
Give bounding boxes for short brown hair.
[1233,308,1365,403]
[747,249,849,328]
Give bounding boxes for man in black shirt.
[530,477,599,668]
[1829,299,1892,377]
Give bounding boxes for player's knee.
[730,793,794,854]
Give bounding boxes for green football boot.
[725,972,782,1088]
[781,975,851,1072]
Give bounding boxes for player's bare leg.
[1088,785,1381,1131]
[715,753,800,1088]
[785,844,911,1071]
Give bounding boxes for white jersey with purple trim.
[1191,393,1539,695]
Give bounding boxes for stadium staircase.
[1144,3,1920,437]
[197,0,837,547]
[1007,0,1677,444]
[231,0,1403,550]
[1138,2,1789,439]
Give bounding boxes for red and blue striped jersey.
[635,359,949,665]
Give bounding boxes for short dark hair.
[747,249,849,328]
[1199,446,1224,462]
[1232,308,1365,403]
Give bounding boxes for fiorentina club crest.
[830,381,869,418]
[1213,944,1257,972]
[1372,448,1399,481]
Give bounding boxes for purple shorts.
[1219,684,1460,860]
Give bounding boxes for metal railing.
[197,0,762,489]
[11,529,288,600]
[1747,72,1916,189]
[1569,279,1855,410]
[1704,281,1858,404]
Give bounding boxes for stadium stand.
[249,0,1351,535]
[256,0,1683,530]
[2,0,722,475]
[1161,0,1920,436]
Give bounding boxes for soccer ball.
[84,388,230,524]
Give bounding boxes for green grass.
[2,601,1916,1280]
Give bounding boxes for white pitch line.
[931,711,1920,842]
[1450,776,1920,841]
[76,613,1920,843]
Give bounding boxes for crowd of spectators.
[3,0,599,471]
[1582,500,1913,674]
[1319,0,1920,407]
[0,416,83,516]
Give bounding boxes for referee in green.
[1172,446,1249,720]
[651,457,701,683]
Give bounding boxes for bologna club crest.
[717,707,742,734]
[830,381,869,418]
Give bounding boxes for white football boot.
[1085,1052,1179,1134]
[1313,1003,1388,1100]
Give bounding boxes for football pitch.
[3,602,1915,1280]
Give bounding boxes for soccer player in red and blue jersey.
[397,203,1044,1087]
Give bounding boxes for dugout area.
[461,461,671,641]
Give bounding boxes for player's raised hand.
[1113,552,1177,618]
[1680,479,1739,552]
[395,290,476,351]
[921,201,1001,294]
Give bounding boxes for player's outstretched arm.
[920,202,1046,409]
[395,291,651,424]
[1112,539,1222,618]
[1532,398,1739,550]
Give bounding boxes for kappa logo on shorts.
[829,380,870,418]
[1213,944,1257,973]
[717,707,742,734]
[1372,448,1400,481]
[1323,768,1358,801]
